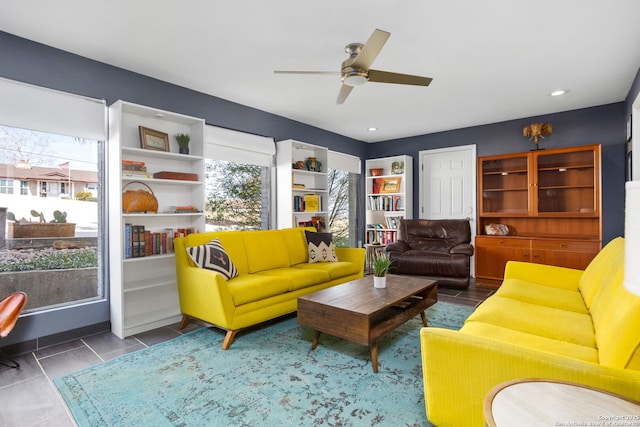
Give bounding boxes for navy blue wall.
[368,103,627,244]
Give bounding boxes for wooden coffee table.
[297,275,438,373]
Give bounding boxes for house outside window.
[20,180,28,195]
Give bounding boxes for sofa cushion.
[495,279,589,314]
[281,227,310,265]
[579,237,624,308]
[294,261,360,280]
[226,274,292,306]
[186,238,239,280]
[466,296,595,348]
[305,231,338,263]
[388,250,468,277]
[256,267,330,291]
[460,321,599,363]
[183,231,249,275]
[242,230,290,273]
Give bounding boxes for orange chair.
[0,292,28,368]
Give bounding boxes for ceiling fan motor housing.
[342,43,368,86]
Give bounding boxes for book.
[304,194,319,212]
[124,223,132,259]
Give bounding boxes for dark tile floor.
[0,281,494,427]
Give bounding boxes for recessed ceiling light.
[367,127,378,132]
[549,89,569,97]
[154,112,165,118]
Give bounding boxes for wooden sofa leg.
[179,315,190,330]
[222,330,239,350]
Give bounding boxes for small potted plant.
[372,251,392,288]
[175,133,190,154]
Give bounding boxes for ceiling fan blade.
[274,70,340,75]
[351,29,390,70]
[336,84,354,104]
[368,69,433,86]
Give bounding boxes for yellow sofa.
[421,237,640,427]
[174,228,365,349]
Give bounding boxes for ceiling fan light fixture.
[342,70,368,87]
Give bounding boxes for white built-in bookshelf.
[276,139,329,231]
[365,155,413,245]
[108,100,205,338]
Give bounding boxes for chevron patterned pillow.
[305,230,338,263]
[187,238,239,280]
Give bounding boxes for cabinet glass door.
[480,155,530,214]
[535,149,596,214]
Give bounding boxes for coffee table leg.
[420,311,428,327]
[371,343,379,373]
[311,331,321,350]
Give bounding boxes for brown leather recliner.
[385,219,474,289]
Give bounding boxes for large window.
[328,151,361,248]
[0,78,106,333]
[204,159,271,231]
[0,125,103,313]
[203,125,275,231]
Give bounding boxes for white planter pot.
[373,275,387,288]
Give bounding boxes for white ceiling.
[1,0,640,143]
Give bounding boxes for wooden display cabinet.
[476,145,601,286]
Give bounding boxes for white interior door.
[419,145,477,274]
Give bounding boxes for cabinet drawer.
[531,240,600,252]
[475,236,531,249]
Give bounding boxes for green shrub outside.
[0,248,98,272]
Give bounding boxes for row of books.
[366,230,398,245]
[124,224,198,259]
[296,215,326,232]
[292,194,322,212]
[367,195,403,211]
[366,215,404,231]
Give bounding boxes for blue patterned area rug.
[55,302,474,427]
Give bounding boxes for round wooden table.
[484,379,640,427]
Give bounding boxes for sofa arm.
[385,241,411,253]
[176,265,236,328]
[335,247,366,277]
[504,261,583,291]
[450,243,474,256]
[421,327,640,427]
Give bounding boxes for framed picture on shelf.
[139,126,169,152]
[380,177,401,194]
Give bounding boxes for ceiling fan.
[274,29,433,104]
